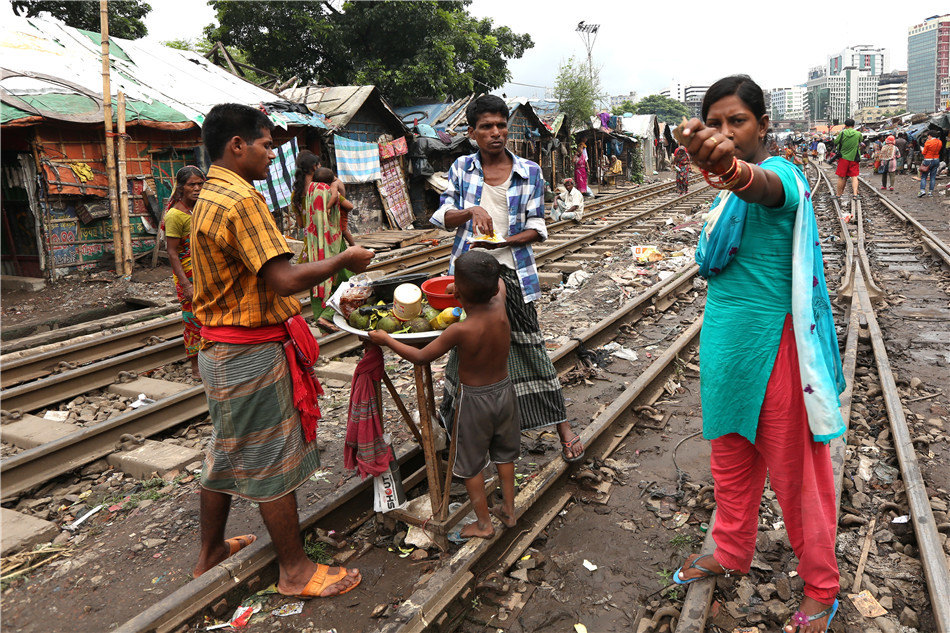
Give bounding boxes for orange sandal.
[281,564,361,599]
[225,534,257,556]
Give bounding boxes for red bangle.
[733,162,755,192]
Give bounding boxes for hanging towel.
[344,344,394,478]
[254,137,298,213]
[333,135,382,183]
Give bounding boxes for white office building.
[828,45,889,76]
[770,86,807,121]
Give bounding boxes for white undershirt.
[479,173,515,269]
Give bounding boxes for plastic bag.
[329,273,375,319]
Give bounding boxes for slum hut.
[529,99,574,189]
[0,15,327,280]
[503,99,550,169]
[617,114,657,180]
[281,85,412,232]
[395,99,476,222]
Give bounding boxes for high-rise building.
[684,85,709,119]
[877,71,908,111]
[907,14,950,113]
[770,86,807,121]
[828,45,889,76]
[806,67,879,123]
[660,81,686,102]
[609,92,638,110]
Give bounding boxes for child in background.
[369,251,519,542]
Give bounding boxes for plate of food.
[466,232,505,244]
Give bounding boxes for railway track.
[673,166,950,633]
[0,183,711,499]
[0,179,717,631]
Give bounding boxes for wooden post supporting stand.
[99,0,123,276]
[117,91,132,277]
[413,364,443,515]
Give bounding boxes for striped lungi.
[198,341,321,502]
[439,268,567,431]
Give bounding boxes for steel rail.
[858,176,950,268]
[1,385,207,501]
[0,317,185,389]
[0,338,186,413]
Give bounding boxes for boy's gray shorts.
[449,377,521,479]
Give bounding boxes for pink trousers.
[710,315,839,603]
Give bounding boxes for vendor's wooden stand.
[335,314,494,549]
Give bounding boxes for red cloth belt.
[201,315,323,442]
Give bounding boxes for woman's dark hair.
[465,95,509,128]
[202,103,275,161]
[701,75,767,122]
[165,165,205,211]
[291,150,321,214]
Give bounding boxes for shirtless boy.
[369,250,519,541]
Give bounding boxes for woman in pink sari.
[574,141,589,194]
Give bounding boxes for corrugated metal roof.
[0,14,325,128]
[280,84,406,134]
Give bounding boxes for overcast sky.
[138,1,948,100]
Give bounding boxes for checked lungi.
[439,268,567,431]
[198,341,321,502]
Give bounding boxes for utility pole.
[575,21,599,88]
[99,0,125,276]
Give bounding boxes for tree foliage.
[553,56,601,136]
[634,94,689,125]
[611,99,637,116]
[203,0,533,106]
[10,0,152,39]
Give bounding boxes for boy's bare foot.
[784,596,837,633]
[459,521,494,539]
[491,506,517,527]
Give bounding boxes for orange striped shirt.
[191,165,300,327]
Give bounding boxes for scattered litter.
[566,270,592,288]
[309,469,332,483]
[582,559,598,572]
[657,270,675,281]
[631,245,662,262]
[66,504,103,531]
[228,604,261,628]
[602,342,638,362]
[732,628,758,633]
[892,515,910,524]
[404,525,436,549]
[574,624,589,633]
[872,462,899,484]
[850,589,887,617]
[43,410,69,422]
[857,455,874,481]
[271,602,305,617]
[618,520,637,532]
[672,511,690,528]
[129,393,156,409]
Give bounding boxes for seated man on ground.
[552,177,584,222]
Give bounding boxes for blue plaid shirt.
[431,150,548,303]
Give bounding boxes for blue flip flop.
[789,598,839,632]
[447,529,470,545]
[672,554,732,585]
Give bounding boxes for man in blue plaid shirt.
[430,95,585,463]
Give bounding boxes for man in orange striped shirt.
[190,103,373,599]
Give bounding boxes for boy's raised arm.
[368,325,461,365]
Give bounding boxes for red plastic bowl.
[421,276,461,310]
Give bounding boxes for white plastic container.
[392,283,423,321]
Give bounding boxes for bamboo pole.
[117,91,132,277]
[99,0,123,275]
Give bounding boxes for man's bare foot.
[491,506,517,528]
[784,596,836,633]
[278,564,361,598]
[676,553,734,582]
[459,520,494,539]
[317,317,339,332]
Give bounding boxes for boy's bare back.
[453,280,509,387]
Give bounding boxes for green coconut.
[377,315,401,333]
[422,306,440,322]
[348,309,371,330]
[408,317,433,333]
